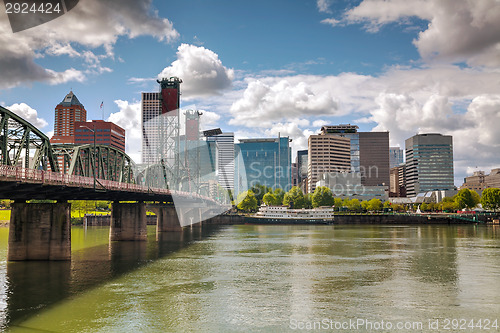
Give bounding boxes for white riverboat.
[245,205,335,224]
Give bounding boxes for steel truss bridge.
[0,105,217,205]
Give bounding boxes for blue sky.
[1,0,500,185]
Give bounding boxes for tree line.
[236,184,500,213]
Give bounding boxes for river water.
[0,224,499,332]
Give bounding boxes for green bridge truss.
[0,105,59,172]
[52,144,135,184]
[1,105,136,184]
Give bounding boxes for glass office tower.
[405,133,454,197]
[234,137,292,194]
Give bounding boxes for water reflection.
[6,261,72,326]
[0,225,499,332]
[1,225,221,330]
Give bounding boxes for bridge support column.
[8,202,71,261]
[179,207,203,228]
[156,205,183,232]
[110,202,147,241]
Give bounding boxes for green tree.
[342,198,351,207]
[249,183,270,205]
[262,192,280,206]
[392,204,404,212]
[361,200,369,211]
[283,186,305,209]
[383,201,392,209]
[428,202,438,212]
[311,186,334,208]
[303,193,313,209]
[237,191,258,212]
[333,197,343,211]
[346,198,361,212]
[454,188,480,210]
[273,188,285,206]
[440,197,458,212]
[481,188,500,212]
[367,198,383,211]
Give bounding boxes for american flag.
[100,101,103,108]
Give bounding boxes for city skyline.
[1,0,499,186]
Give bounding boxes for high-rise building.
[141,92,161,164]
[316,125,390,187]
[359,132,390,186]
[319,125,360,172]
[50,91,87,144]
[389,147,404,168]
[389,165,406,197]
[398,164,406,197]
[307,133,350,193]
[206,132,235,192]
[235,137,292,194]
[291,162,298,187]
[296,150,308,184]
[405,133,454,197]
[74,120,126,152]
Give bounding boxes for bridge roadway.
[0,165,222,261]
[0,164,215,202]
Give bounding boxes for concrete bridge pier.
[152,205,183,232]
[178,207,203,229]
[110,202,147,241]
[8,201,71,261]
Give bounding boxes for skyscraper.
[307,133,351,193]
[389,147,404,168]
[235,137,291,194]
[296,150,308,184]
[318,125,390,187]
[141,92,161,164]
[50,91,87,144]
[405,133,454,197]
[359,132,390,186]
[206,132,235,192]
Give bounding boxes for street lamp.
[79,125,96,190]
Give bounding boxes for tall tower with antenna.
[157,76,182,189]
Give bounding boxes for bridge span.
[0,104,229,261]
[0,165,223,261]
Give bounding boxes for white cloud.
[229,79,338,127]
[7,103,48,128]
[317,0,333,13]
[107,100,141,163]
[263,122,315,157]
[312,119,329,128]
[46,68,86,85]
[224,63,500,184]
[464,95,500,148]
[332,0,500,67]
[199,110,221,130]
[321,18,342,27]
[0,0,179,89]
[158,44,234,98]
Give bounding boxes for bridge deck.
[0,165,212,203]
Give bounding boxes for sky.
[0,0,500,186]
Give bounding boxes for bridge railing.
[0,165,217,204]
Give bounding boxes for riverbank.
[203,213,500,225]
